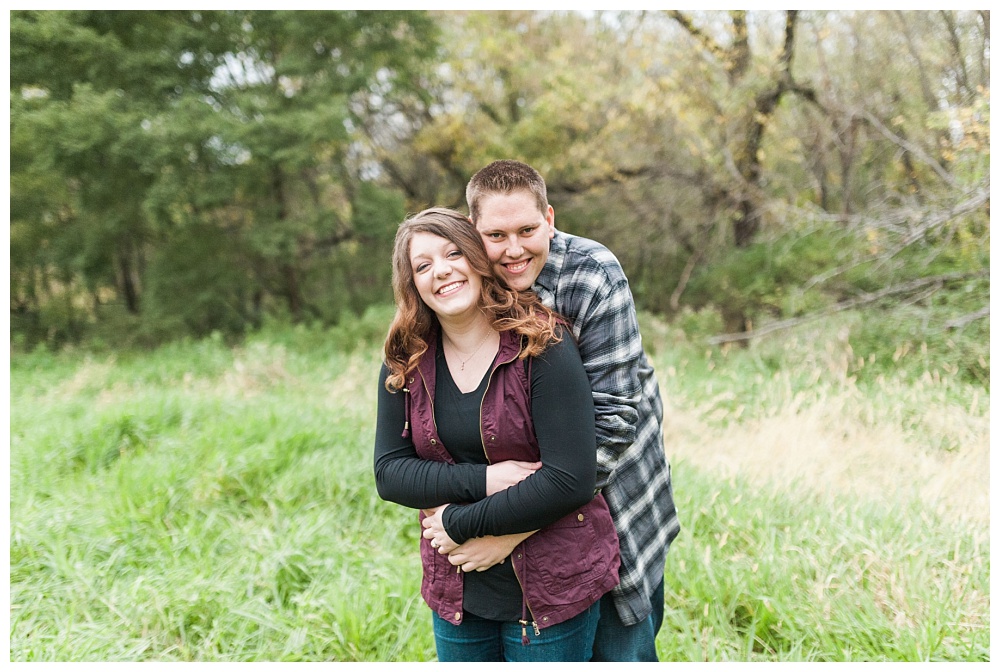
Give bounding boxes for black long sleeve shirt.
[373,333,597,620]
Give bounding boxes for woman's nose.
[434,259,452,277]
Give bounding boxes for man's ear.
[546,205,556,237]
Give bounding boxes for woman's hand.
[446,532,535,572]
[485,460,541,496]
[421,505,459,554]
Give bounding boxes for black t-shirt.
[373,330,596,621]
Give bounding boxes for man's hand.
[421,504,459,554]
[446,531,535,573]
[485,460,541,496]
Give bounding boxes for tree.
[11,10,437,345]
[11,10,241,341]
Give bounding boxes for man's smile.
[503,260,531,274]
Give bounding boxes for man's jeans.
[591,578,665,662]
[431,602,601,662]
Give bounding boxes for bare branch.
[707,270,988,344]
[779,10,798,75]
[798,185,990,292]
[861,110,957,187]
[944,306,989,330]
[669,228,712,311]
[666,11,729,66]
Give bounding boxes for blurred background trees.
[9,9,989,381]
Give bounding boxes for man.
[463,159,681,661]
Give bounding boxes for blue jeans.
[432,602,601,662]
[591,578,665,662]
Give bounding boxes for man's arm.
[557,251,644,490]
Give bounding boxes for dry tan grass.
[663,385,990,528]
[50,356,116,398]
[216,342,296,397]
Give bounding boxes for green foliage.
[142,226,257,340]
[684,227,849,325]
[846,287,990,387]
[10,10,991,358]
[11,10,436,350]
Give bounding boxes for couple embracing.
[374,160,680,662]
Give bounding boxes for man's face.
[474,190,555,292]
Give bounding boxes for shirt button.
[490,436,496,441]
[455,613,462,621]
[430,438,436,445]
[578,514,585,522]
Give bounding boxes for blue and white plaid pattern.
[534,231,680,626]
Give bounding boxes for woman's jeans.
[431,602,601,662]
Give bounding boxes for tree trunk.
[282,263,302,322]
[118,251,140,314]
[272,165,304,322]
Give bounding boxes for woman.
[373,208,620,662]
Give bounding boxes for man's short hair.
[466,159,548,223]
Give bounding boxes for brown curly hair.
[384,207,562,392]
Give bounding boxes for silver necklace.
[447,330,494,371]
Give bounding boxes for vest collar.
[417,324,521,384]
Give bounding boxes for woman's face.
[408,231,483,320]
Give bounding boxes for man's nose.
[507,236,524,258]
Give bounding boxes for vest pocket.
[529,509,603,592]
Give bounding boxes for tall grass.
[9,310,989,661]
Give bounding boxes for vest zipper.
[511,550,540,644]
[478,347,520,464]
[482,340,535,640]
[416,369,439,437]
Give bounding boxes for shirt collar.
[533,229,566,294]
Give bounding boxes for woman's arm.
[439,332,597,543]
[374,365,541,507]
[373,364,486,508]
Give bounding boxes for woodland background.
[8,10,991,662]
[9,9,990,378]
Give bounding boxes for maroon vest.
[403,328,620,630]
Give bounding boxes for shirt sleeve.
[560,254,643,491]
[373,364,488,508]
[441,331,597,543]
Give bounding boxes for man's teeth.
[507,260,529,272]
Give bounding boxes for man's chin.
[501,274,533,292]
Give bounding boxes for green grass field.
[9,311,989,661]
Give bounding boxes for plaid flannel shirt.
[533,230,681,626]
